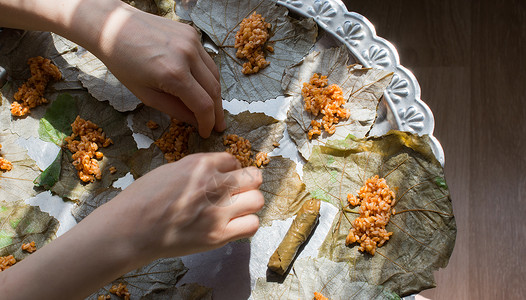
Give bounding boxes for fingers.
[137,89,197,127]
[222,214,260,242]
[198,45,219,82]
[223,189,264,218]
[219,166,262,195]
[207,152,242,173]
[190,56,226,133]
[173,76,216,138]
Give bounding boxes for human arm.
[0,153,263,299]
[0,0,224,137]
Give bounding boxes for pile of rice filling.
[11,56,61,117]
[346,175,395,255]
[65,116,113,183]
[302,73,350,139]
[235,12,273,75]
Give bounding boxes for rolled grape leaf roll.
[267,199,321,275]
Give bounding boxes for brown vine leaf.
[75,51,142,112]
[283,46,393,160]
[131,105,172,141]
[252,257,400,300]
[0,31,83,138]
[257,156,311,226]
[87,257,189,300]
[0,201,59,261]
[302,131,456,297]
[0,130,41,201]
[129,144,166,179]
[188,110,284,154]
[191,0,317,102]
[71,188,122,223]
[189,111,306,225]
[142,283,213,299]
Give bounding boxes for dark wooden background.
[341,0,526,299]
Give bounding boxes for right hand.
[88,152,264,261]
[94,3,225,138]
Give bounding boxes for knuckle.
[245,215,260,235]
[253,191,265,210]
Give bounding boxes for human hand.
[91,152,263,261]
[94,3,225,138]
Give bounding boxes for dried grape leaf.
[0,130,41,201]
[131,105,172,141]
[252,257,399,300]
[189,110,284,154]
[129,144,167,178]
[258,156,311,226]
[75,51,142,112]
[44,92,137,201]
[174,0,197,21]
[142,283,213,299]
[0,32,83,138]
[71,187,122,223]
[122,0,176,18]
[283,46,393,160]
[0,201,59,261]
[188,111,306,225]
[303,131,456,296]
[87,257,189,300]
[0,31,80,90]
[191,0,317,102]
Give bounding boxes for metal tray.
[278,0,444,165]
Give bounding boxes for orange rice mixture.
[235,12,273,75]
[223,134,270,168]
[109,166,117,174]
[146,120,159,129]
[11,56,61,117]
[21,241,36,253]
[0,144,12,172]
[97,295,111,300]
[314,292,329,300]
[64,116,113,183]
[302,73,350,139]
[154,119,194,162]
[0,255,16,272]
[346,175,395,255]
[109,283,130,300]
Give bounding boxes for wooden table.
[341,1,526,299]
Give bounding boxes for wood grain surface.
[341,0,526,299]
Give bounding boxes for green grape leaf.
[38,93,78,145]
[33,149,62,189]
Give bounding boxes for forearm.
[0,200,143,299]
[0,0,134,61]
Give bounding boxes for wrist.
[0,0,134,62]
